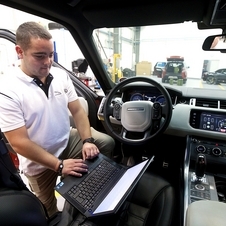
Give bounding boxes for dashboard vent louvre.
[195,99,218,108]
[220,100,226,109]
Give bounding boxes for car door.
[216,68,226,81]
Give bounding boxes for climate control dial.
[196,145,206,153]
[211,147,222,156]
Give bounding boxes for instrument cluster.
[122,87,166,105]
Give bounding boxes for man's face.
[16,37,54,79]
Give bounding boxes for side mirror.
[202,34,226,52]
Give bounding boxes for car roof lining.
[0,0,220,29]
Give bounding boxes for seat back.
[100,172,175,226]
[0,133,49,226]
[122,172,175,226]
[0,189,48,226]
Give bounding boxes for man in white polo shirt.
[0,21,115,218]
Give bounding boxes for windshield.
[92,22,226,90]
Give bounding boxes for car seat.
[0,131,50,226]
[0,189,49,226]
[91,171,175,226]
[118,172,175,226]
[72,58,88,74]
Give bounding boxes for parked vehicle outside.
[202,68,226,84]
[153,61,166,77]
[162,56,187,84]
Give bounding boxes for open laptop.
[55,153,154,218]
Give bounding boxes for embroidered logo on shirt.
[54,91,62,96]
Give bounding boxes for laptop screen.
[93,159,149,214]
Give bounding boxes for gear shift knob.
[195,153,206,179]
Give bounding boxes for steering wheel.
[103,76,173,145]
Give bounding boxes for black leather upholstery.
[93,171,175,226]
[0,172,175,226]
[0,189,48,226]
[119,172,175,226]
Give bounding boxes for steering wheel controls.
[153,102,161,119]
[113,101,122,120]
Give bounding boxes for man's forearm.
[11,139,59,171]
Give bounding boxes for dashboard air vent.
[195,99,219,108]
[220,100,226,109]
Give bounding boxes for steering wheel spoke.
[104,102,114,117]
[121,128,151,143]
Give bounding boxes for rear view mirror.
[202,34,226,52]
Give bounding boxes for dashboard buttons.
[113,101,122,120]
[196,145,206,153]
[195,184,205,191]
[153,102,161,119]
[153,102,161,110]
[212,147,222,156]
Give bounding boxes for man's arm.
[3,126,60,172]
[4,126,88,176]
[68,99,92,141]
[68,99,99,159]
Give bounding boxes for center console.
[184,134,226,225]
[186,135,226,203]
[188,172,218,203]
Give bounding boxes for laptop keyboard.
[67,159,120,210]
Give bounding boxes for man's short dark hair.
[16,21,52,50]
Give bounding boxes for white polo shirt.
[0,66,78,176]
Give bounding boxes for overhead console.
[190,109,226,133]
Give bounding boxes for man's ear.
[15,45,23,59]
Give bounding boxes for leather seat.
[0,188,63,226]
[92,171,175,226]
[0,172,175,226]
[0,189,48,226]
[117,172,175,226]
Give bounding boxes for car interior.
[1,0,226,226]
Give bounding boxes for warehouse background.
[0,4,225,79]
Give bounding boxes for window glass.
[0,38,17,77]
[93,23,226,89]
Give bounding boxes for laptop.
[55,153,154,218]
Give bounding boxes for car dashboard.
[98,82,226,141]
[97,81,226,225]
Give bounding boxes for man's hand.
[82,143,99,160]
[62,158,88,177]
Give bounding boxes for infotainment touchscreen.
[200,112,226,133]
